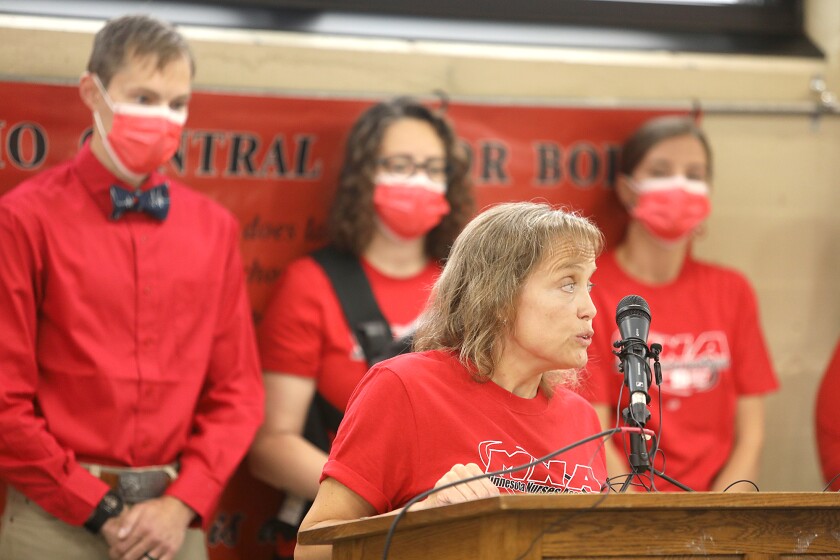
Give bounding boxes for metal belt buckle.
[117,470,172,504]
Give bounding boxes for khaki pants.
[0,486,208,560]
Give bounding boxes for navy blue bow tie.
[110,184,170,221]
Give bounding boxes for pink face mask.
[629,176,711,242]
[372,173,451,241]
[93,75,187,183]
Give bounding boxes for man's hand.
[106,496,195,560]
[416,463,500,510]
[100,510,129,549]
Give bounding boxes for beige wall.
[1,0,837,491]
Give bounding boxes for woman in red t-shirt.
[583,116,778,492]
[249,97,474,558]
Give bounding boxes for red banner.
[0,80,674,558]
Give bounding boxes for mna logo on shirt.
[478,440,601,494]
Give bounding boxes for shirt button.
[143,286,151,295]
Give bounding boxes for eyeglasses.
[376,154,448,182]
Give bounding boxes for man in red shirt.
[0,14,263,560]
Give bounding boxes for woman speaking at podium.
[296,201,608,559]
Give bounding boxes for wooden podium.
[299,492,840,559]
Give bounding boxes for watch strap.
[83,490,124,534]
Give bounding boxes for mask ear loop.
[89,73,145,185]
[89,73,116,137]
[619,174,644,212]
[623,174,641,194]
[91,74,117,113]
[86,72,115,143]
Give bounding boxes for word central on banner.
[1,122,619,186]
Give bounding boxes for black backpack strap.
[311,246,393,367]
[274,247,398,539]
[301,391,343,453]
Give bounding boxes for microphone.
[615,295,652,426]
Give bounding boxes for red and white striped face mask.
[372,173,450,241]
[629,176,711,242]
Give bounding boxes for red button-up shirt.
[0,144,264,526]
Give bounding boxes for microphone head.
[615,294,651,341]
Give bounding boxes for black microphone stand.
[613,340,693,493]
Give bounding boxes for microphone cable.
[722,479,760,492]
[822,472,840,492]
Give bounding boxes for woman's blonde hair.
[414,201,604,382]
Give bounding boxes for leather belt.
[82,463,178,504]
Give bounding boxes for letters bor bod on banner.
[0,80,679,559]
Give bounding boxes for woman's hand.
[417,463,500,509]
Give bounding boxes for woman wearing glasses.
[250,97,474,559]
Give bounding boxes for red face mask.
[629,176,711,242]
[94,76,187,182]
[372,174,451,241]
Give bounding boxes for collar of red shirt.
[72,142,170,219]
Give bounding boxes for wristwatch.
[84,490,124,534]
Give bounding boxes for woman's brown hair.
[620,115,713,179]
[327,97,474,260]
